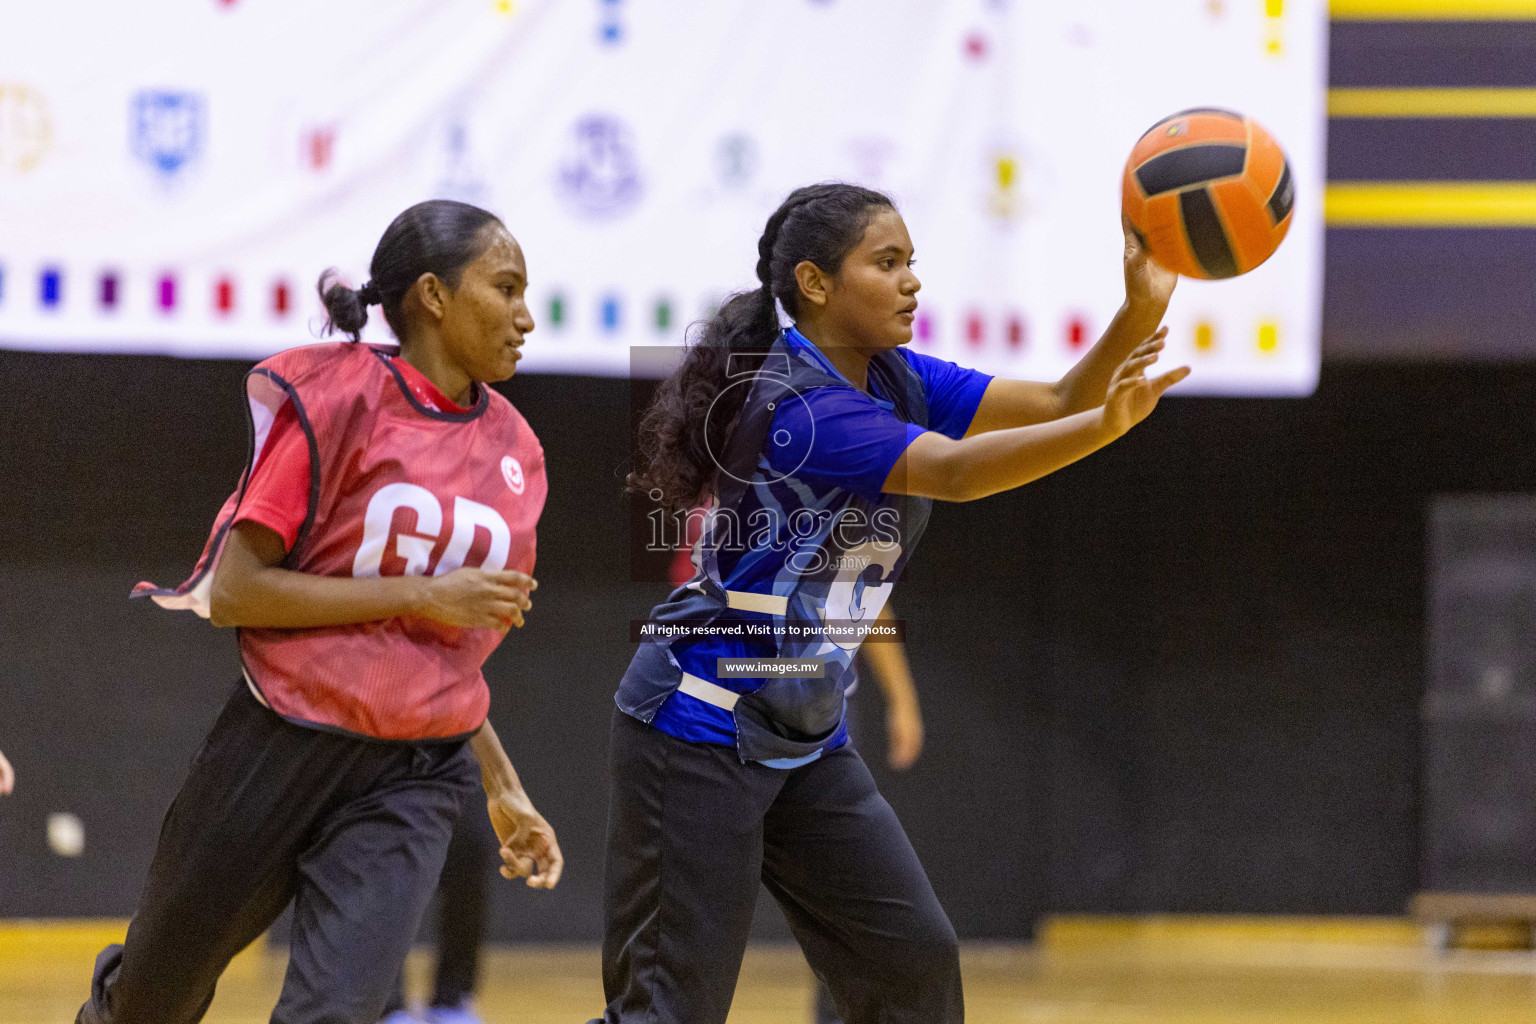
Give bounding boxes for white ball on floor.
[47,812,84,857]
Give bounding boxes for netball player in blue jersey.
[595,183,1183,1024]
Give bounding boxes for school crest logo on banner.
[130,90,205,178]
[557,114,642,218]
[714,133,759,190]
[0,84,53,173]
[436,120,489,205]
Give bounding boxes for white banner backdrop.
[0,0,1325,394]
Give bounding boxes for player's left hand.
[1122,215,1177,312]
[486,790,564,889]
[1103,327,1188,436]
[0,750,13,796]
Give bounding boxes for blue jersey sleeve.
[899,349,994,440]
[765,387,924,502]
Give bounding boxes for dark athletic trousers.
[813,696,860,1024]
[596,709,963,1024]
[78,682,478,1024]
[381,796,498,1014]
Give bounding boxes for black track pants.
[77,682,478,1024]
[596,709,963,1024]
[380,798,497,1014]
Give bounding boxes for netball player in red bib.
[78,200,562,1024]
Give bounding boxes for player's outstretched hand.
[1123,214,1178,311]
[417,568,537,630]
[1103,327,1189,437]
[487,790,564,889]
[0,750,13,796]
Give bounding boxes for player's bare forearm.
[471,719,530,805]
[887,407,1119,502]
[209,520,534,630]
[964,274,1170,434]
[966,303,1165,435]
[1054,218,1177,416]
[209,521,427,628]
[857,605,925,771]
[474,719,564,888]
[862,605,918,710]
[1054,299,1167,416]
[888,329,1183,502]
[963,376,1069,435]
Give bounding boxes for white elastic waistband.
[677,672,740,711]
[724,589,787,615]
[242,667,272,709]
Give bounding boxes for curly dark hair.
[628,182,894,510]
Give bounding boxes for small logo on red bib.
[501,455,525,495]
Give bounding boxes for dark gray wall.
[1326,19,1536,359]
[6,15,1536,940]
[4,351,1536,938]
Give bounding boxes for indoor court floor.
[6,918,1536,1023]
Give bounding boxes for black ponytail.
[628,182,894,510]
[316,272,372,339]
[317,199,504,342]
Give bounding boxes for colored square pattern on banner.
[0,0,1324,394]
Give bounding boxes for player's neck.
[397,341,474,408]
[794,320,873,392]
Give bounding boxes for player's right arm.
[209,520,535,630]
[883,329,1187,502]
[962,219,1177,434]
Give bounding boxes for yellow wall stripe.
[1326,182,1536,226]
[1039,915,1424,950]
[1332,0,1536,18]
[1330,87,1536,118]
[0,918,127,957]
[0,918,265,974]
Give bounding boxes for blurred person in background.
[77,200,562,1024]
[598,182,1180,1024]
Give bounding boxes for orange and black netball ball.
[1121,107,1294,280]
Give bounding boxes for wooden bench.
[1411,892,1536,950]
